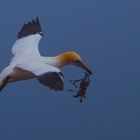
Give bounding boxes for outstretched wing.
[16,61,64,91]
[11,17,43,57]
[17,17,42,39]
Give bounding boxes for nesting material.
[68,72,91,103]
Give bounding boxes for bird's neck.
[41,56,67,68]
[41,52,76,68]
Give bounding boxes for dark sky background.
[0,0,139,140]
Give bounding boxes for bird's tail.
[0,67,11,91]
[0,76,10,91]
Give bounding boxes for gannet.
[0,17,92,91]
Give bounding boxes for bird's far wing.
[11,17,43,57]
[16,61,64,91]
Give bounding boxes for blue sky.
[0,0,139,140]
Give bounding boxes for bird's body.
[0,17,92,91]
[1,55,61,84]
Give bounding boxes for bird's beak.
[75,61,92,75]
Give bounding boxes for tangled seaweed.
[68,72,91,103]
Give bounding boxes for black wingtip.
[18,17,42,39]
[36,17,39,22]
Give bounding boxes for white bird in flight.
[0,17,92,91]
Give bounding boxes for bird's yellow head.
[58,51,82,64]
[58,51,92,75]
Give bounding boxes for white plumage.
[0,17,92,91]
[0,18,64,91]
[11,34,41,64]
